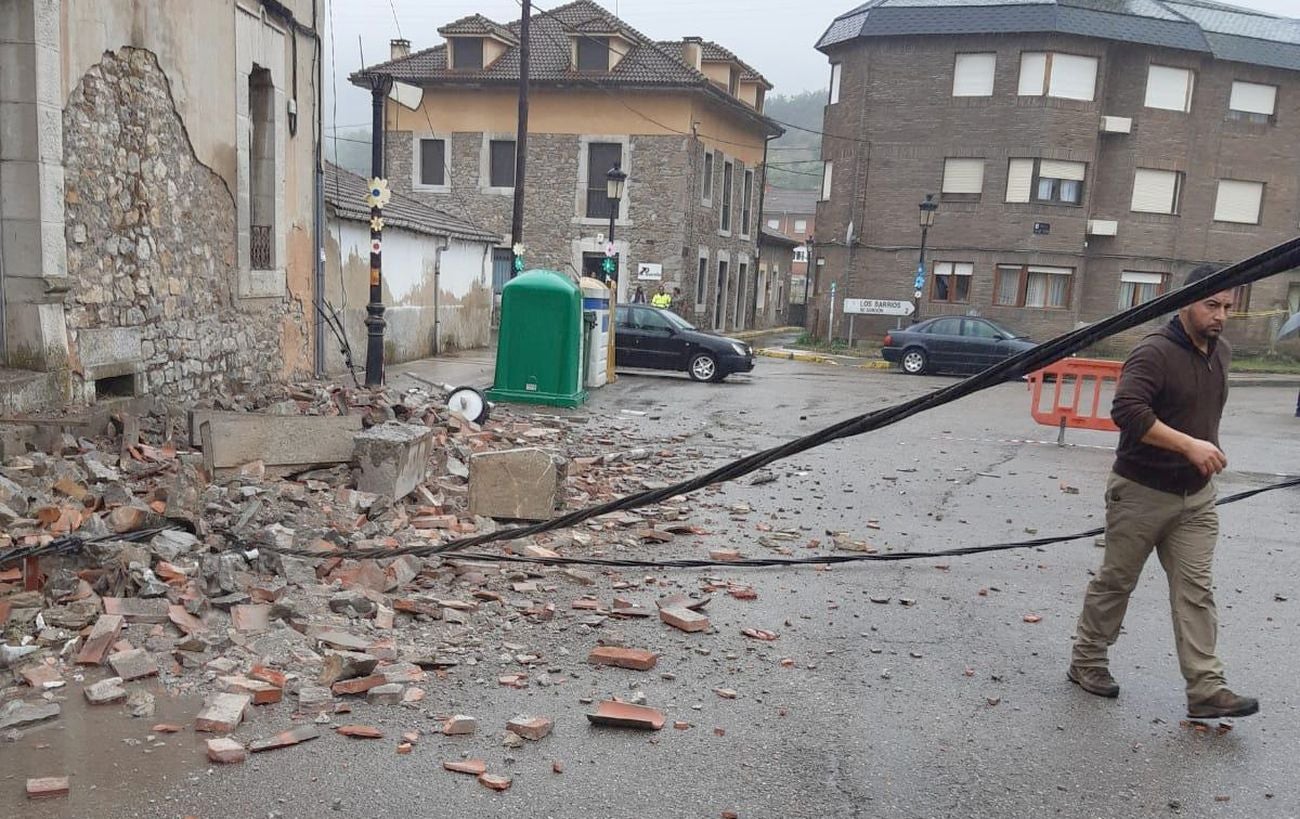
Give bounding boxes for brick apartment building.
[812,0,1300,351]
[356,1,784,332]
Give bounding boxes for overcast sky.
[324,0,1299,130]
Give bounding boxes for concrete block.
[77,327,142,376]
[468,447,565,521]
[352,422,433,500]
[199,413,363,473]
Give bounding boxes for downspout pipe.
[433,237,450,356]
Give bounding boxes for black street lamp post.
[605,163,627,285]
[913,193,938,323]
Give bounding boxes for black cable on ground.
[262,235,1300,563]
[299,475,1300,570]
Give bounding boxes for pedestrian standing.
[651,284,672,309]
[633,285,647,303]
[672,287,685,317]
[1069,265,1258,719]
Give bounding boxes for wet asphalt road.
[5,356,1299,819]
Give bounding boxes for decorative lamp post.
[913,193,938,324]
[802,236,814,306]
[603,162,627,384]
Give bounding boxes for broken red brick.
[336,724,384,739]
[443,759,487,775]
[587,646,658,671]
[393,598,440,617]
[1023,614,1042,624]
[168,605,205,635]
[396,742,413,755]
[709,549,742,562]
[249,665,288,688]
[587,700,665,730]
[152,723,184,733]
[18,663,63,688]
[506,715,553,741]
[75,614,124,665]
[552,760,564,774]
[441,715,477,735]
[660,607,710,633]
[673,720,692,730]
[206,737,247,764]
[248,725,321,753]
[108,648,159,681]
[330,674,386,696]
[741,628,779,641]
[478,773,512,791]
[25,777,69,799]
[194,693,252,733]
[402,731,420,744]
[220,675,283,705]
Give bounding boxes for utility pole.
[364,73,393,387]
[510,0,531,275]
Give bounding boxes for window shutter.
[1028,266,1071,277]
[1005,159,1033,202]
[1047,54,1097,101]
[933,261,953,277]
[1213,180,1264,223]
[1038,159,1085,181]
[1121,271,1165,285]
[953,262,974,277]
[1130,169,1178,213]
[942,158,985,194]
[1018,52,1046,95]
[1144,65,1193,111]
[1229,81,1276,115]
[952,53,996,97]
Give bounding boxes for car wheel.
[900,347,928,375]
[688,353,718,382]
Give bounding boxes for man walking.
[1069,265,1258,719]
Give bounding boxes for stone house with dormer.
[355,0,785,332]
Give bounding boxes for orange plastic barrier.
[1026,358,1121,443]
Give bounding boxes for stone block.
[353,422,434,500]
[77,327,142,377]
[199,414,363,473]
[468,447,565,521]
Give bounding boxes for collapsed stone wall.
[62,47,302,403]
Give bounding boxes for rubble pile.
[0,379,771,796]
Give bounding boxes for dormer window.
[576,36,610,72]
[452,37,483,70]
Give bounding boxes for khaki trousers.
[1072,471,1226,701]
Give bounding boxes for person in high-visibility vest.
[650,284,672,310]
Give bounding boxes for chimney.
[390,38,411,60]
[682,36,703,71]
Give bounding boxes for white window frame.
[574,134,631,226]
[413,134,451,192]
[1144,64,1195,113]
[952,52,996,97]
[479,133,517,195]
[794,218,807,233]
[1229,80,1277,121]
[719,157,735,236]
[1213,179,1265,225]
[740,167,754,239]
[793,247,808,263]
[695,247,710,311]
[931,261,974,304]
[1118,271,1168,310]
[765,217,781,230]
[941,157,985,197]
[819,161,833,201]
[829,63,842,105]
[1017,52,1098,101]
[701,149,715,207]
[1130,168,1183,215]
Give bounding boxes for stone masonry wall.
[388,129,765,320]
[62,47,303,403]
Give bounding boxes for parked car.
[613,305,755,382]
[881,316,1035,375]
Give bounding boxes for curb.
[756,348,894,371]
[1228,376,1300,388]
[731,326,802,341]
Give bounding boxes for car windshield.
[658,310,695,331]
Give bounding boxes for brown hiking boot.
[1067,664,1119,698]
[1188,689,1259,719]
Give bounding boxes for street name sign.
[843,298,916,317]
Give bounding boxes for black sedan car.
[881,316,1035,375]
[614,304,754,382]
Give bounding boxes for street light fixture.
[913,193,938,323]
[605,163,628,283]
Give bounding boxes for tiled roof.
[817,0,1300,72]
[696,40,773,88]
[323,162,499,244]
[438,13,518,44]
[760,227,800,247]
[762,187,819,215]
[353,1,780,132]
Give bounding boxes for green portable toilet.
[487,270,588,408]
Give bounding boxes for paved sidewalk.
[389,347,497,390]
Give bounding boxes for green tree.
[764,90,826,191]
